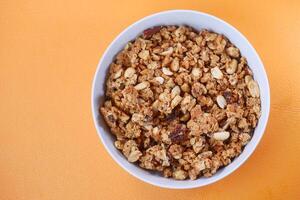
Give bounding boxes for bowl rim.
[91,9,270,189]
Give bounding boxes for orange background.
[1,0,300,199]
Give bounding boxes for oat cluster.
[100,25,261,180]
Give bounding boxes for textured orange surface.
[1,0,300,199]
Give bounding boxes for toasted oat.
[124,67,136,78]
[134,81,149,90]
[170,57,180,72]
[100,25,261,180]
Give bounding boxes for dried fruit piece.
[143,26,162,38]
[169,124,188,143]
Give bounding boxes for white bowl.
[91,10,270,189]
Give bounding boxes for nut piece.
[162,67,173,76]
[212,131,230,141]
[154,76,164,84]
[211,67,223,79]
[216,95,227,109]
[226,59,238,74]
[134,81,150,90]
[226,47,240,58]
[170,57,179,72]
[247,80,260,97]
[138,50,150,60]
[124,67,136,78]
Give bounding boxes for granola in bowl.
[100,25,261,180]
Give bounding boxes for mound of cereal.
[100,25,261,180]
